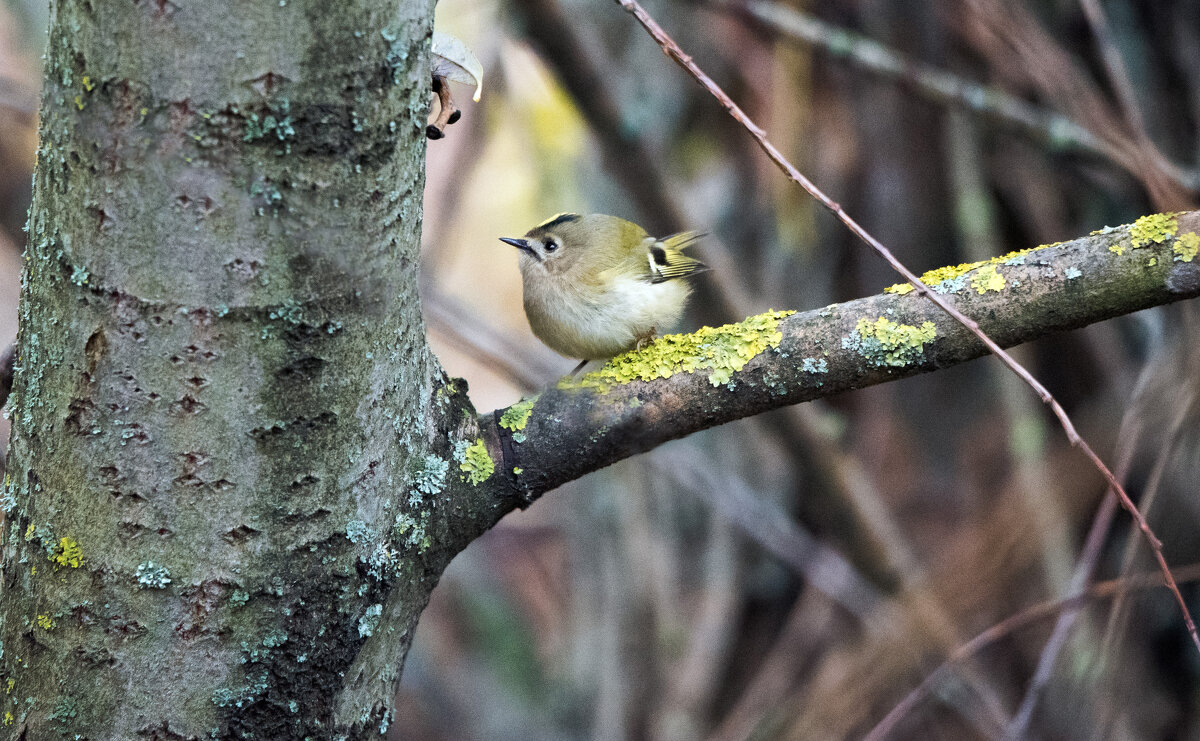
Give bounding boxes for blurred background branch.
[719,0,1200,193]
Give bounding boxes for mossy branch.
[461,212,1200,528]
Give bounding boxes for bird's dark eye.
[544,239,559,252]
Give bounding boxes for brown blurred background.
[4,0,1200,738]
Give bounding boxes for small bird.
[500,213,709,372]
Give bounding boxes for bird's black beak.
[500,237,540,260]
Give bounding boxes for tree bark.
[0,0,481,737]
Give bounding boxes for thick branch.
[466,212,1200,526]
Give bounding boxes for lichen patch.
[1129,213,1179,249]
[458,438,494,485]
[562,310,795,391]
[970,264,1006,294]
[842,317,938,369]
[1174,232,1198,263]
[884,246,1037,295]
[498,397,537,443]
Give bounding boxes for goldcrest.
[500,213,708,362]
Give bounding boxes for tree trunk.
[0,1,490,737]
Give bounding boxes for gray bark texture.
[0,0,496,738]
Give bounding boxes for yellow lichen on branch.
[884,247,1040,295]
[562,310,796,390]
[458,438,495,485]
[1175,232,1198,262]
[970,264,1006,294]
[1129,213,1179,249]
[499,397,538,443]
[843,317,938,368]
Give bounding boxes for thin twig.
[1000,452,1126,739]
[1075,0,1188,207]
[862,562,1200,741]
[1077,0,1150,149]
[949,0,1194,208]
[724,0,1200,194]
[613,0,1200,655]
[997,293,1171,741]
[1097,390,1195,673]
[994,374,1149,739]
[723,0,1115,162]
